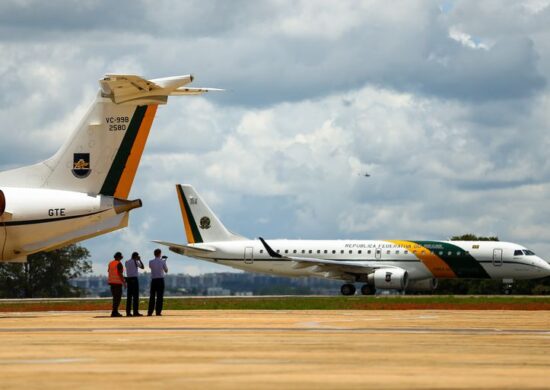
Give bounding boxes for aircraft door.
[492,248,503,267]
[244,247,254,264]
[375,248,382,260]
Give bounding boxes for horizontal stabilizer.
[100,74,221,104]
[152,240,216,257]
[171,87,224,95]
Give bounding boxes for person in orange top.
[108,252,127,317]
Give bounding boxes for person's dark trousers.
[148,278,165,316]
[126,277,140,315]
[110,284,122,315]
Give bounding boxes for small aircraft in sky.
[156,184,550,295]
[0,74,219,262]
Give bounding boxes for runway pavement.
[0,310,548,389]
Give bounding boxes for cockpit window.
[514,250,523,256]
[523,250,536,256]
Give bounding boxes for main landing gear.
[360,284,375,295]
[340,283,356,296]
[340,283,376,296]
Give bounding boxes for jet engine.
[0,187,141,222]
[368,268,408,290]
[406,278,438,292]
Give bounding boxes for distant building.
[206,287,231,296]
[71,272,342,297]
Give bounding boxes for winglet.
[259,237,282,258]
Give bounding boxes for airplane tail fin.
[176,184,246,243]
[0,74,220,199]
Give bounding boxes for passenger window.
[421,251,425,255]
[349,250,353,254]
[284,250,288,254]
[404,250,408,254]
[386,250,390,255]
[324,250,328,254]
[332,250,336,254]
[448,251,452,256]
[367,250,371,254]
[260,250,264,254]
[340,250,344,254]
[358,250,362,254]
[293,250,297,254]
[317,250,320,254]
[302,250,305,254]
[276,250,280,254]
[439,251,443,255]
[396,250,400,255]
[309,250,312,254]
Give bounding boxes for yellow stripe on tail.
[114,104,158,199]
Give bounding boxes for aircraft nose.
[538,258,550,277]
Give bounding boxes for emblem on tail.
[200,216,211,229]
[72,153,91,178]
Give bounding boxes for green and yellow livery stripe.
[387,240,491,279]
[100,104,158,198]
[176,185,203,244]
[387,240,456,278]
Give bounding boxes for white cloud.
[449,26,492,50]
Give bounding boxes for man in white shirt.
[148,248,168,316]
[125,251,144,317]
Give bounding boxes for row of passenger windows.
[258,249,468,256]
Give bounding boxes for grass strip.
[0,296,549,312]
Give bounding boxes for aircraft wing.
[100,74,223,104]
[152,240,216,257]
[259,237,375,275]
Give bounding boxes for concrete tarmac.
[0,310,548,389]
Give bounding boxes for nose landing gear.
[340,283,356,296]
[502,278,514,295]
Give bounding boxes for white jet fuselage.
[157,183,550,293]
[183,239,550,281]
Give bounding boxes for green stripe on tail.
[99,106,147,196]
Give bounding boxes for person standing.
[125,251,144,317]
[148,248,168,316]
[108,252,126,317]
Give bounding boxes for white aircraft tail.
[0,74,220,199]
[176,184,246,243]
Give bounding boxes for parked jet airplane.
[0,74,218,262]
[156,184,550,294]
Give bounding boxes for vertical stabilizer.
[0,74,219,199]
[176,184,245,243]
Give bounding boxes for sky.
[1,0,550,275]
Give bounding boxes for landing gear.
[360,284,375,295]
[503,278,514,295]
[340,283,356,296]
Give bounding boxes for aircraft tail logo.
[72,153,91,178]
[200,216,211,230]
